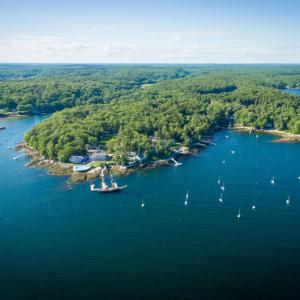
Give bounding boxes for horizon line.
[0,62,300,65]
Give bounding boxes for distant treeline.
[0,65,190,113]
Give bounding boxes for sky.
[0,0,299,63]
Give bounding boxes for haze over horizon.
[0,0,299,64]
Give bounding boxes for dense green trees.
[1,64,297,164]
[0,65,189,113]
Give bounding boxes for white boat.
[184,190,189,206]
[286,195,290,206]
[219,194,223,203]
[231,150,235,155]
[270,176,275,185]
[141,200,145,208]
[252,205,256,210]
[221,182,225,191]
[237,209,241,219]
[90,172,126,193]
[217,176,221,185]
[13,154,23,160]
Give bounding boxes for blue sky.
[0,0,299,63]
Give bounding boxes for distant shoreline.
[0,113,28,120]
[233,125,300,142]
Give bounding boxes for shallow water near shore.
[1,109,300,299]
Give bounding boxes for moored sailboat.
[90,169,126,193]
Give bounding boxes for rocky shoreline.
[15,126,299,184]
[15,143,187,184]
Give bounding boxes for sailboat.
[220,182,225,192]
[270,176,275,185]
[286,195,290,206]
[219,194,223,203]
[184,190,189,206]
[237,209,241,220]
[90,171,126,193]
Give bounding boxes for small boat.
[184,190,189,206]
[220,182,225,192]
[298,176,300,180]
[141,200,145,208]
[217,176,221,185]
[0,126,5,130]
[225,135,229,138]
[286,195,290,206]
[90,172,126,193]
[13,154,23,160]
[256,134,259,139]
[270,176,275,185]
[231,150,235,155]
[222,160,226,164]
[237,209,241,220]
[252,205,256,210]
[219,194,223,203]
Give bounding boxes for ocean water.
[1,104,300,299]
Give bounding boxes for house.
[86,146,109,161]
[68,155,90,164]
[88,150,108,161]
[126,151,138,162]
[126,152,147,162]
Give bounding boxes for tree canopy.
[18,64,300,164]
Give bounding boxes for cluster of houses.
[68,146,146,168]
[68,146,109,164]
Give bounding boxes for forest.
[0,64,299,164]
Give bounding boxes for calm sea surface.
[1,90,300,299]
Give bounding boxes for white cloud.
[14,35,91,52]
[0,35,91,60]
[0,35,299,63]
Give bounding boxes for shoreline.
[16,126,300,184]
[15,143,192,184]
[233,125,300,143]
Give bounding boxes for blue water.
[1,110,300,299]
[283,88,300,96]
